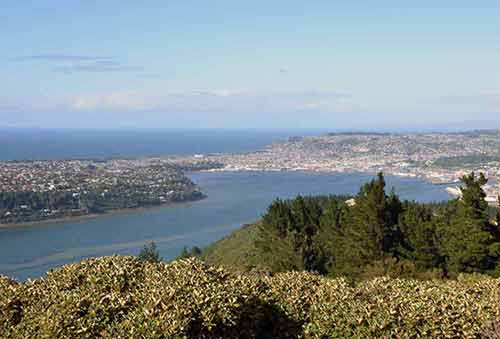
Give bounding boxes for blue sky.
[1,1,500,130]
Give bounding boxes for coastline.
[0,196,206,229]
[202,167,458,188]
[0,169,458,229]
[0,169,456,281]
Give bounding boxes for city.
[173,130,500,203]
[4,130,500,225]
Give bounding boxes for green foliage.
[336,173,401,268]
[439,172,499,273]
[203,223,265,269]
[137,242,162,263]
[1,257,499,338]
[0,173,204,224]
[178,245,202,259]
[432,154,500,169]
[211,172,500,279]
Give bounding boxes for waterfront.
[0,171,452,281]
[174,131,500,200]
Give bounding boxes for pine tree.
[291,196,308,233]
[262,198,293,237]
[397,202,441,269]
[439,172,498,273]
[342,173,397,264]
[319,199,341,230]
[138,242,162,263]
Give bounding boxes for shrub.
[481,320,500,339]
[1,257,499,338]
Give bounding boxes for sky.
[1,1,500,130]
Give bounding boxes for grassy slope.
[202,223,261,268]
[202,222,303,273]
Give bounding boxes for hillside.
[1,256,500,339]
[205,172,500,280]
[202,222,304,273]
[202,222,263,269]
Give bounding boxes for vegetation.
[137,242,162,263]
[177,245,203,259]
[0,188,205,224]
[177,160,225,172]
[1,256,499,338]
[2,172,500,337]
[204,172,500,279]
[203,223,267,271]
[431,155,500,169]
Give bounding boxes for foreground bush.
[1,257,499,338]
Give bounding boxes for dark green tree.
[343,173,397,261]
[397,202,441,269]
[262,198,293,237]
[138,241,162,263]
[438,172,498,273]
[255,173,499,278]
[178,246,202,259]
[291,196,308,233]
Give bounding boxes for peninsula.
[0,158,204,225]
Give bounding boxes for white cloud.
[68,89,350,113]
[70,92,159,111]
[15,54,144,74]
[304,102,321,109]
[197,89,246,97]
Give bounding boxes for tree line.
[259,172,500,278]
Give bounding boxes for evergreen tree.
[255,173,499,278]
[291,196,308,233]
[138,242,162,263]
[397,202,441,269]
[343,173,397,262]
[439,172,498,273]
[319,199,341,230]
[178,245,202,259]
[262,198,293,237]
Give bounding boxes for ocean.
[0,128,323,160]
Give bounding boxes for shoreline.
[201,167,458,186]
[0,169,458,229]
[0,196,205,229]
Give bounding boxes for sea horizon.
[2,126,500,161]
[0,127,325,161]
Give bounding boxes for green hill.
[202,222,264,268]
[2,256,499,339]
[202,221,305,273]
